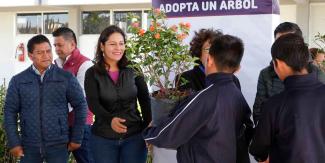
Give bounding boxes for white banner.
[153,0,280,107]
[151,0,280,162]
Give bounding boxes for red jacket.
[55,49,94,126]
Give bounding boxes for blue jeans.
[90,133,147,163]
[72,125,94,163]
[20,144,68,163]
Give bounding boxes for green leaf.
[126,8,195,98]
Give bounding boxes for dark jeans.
[71,125,94,163]
[20,144,68,163]
[90,133,147,163]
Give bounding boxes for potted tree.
[126,8,196,125]
[126,9,196,163]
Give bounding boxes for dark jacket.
[54,48,94,126]
[250,72,325,163]
[177,67,248,163]
[177,65,241,92]
[4,65,87,149]
[144,73,253,163]
[84,66,151,139]
[253,62,325,124]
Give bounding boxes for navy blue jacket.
[4,65,87,149]
[253,63,325,124]
[250,72,325,163]
[143,73,253,163]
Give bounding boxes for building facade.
[0,0,324,83]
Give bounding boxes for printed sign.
[153,0,280,17]
[152,0,280,109]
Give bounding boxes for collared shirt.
[32,65,51,82]
[55,55,71,68]
[55,55,93,93]
[54,52,93,113]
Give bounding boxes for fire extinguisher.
[15,43,25,62]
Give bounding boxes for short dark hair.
[94,25,128,73]
[209,35,244,71]
[27,34,51,53]
[190,28,223,59]
[52,27,77,45]
[274,22,302,38]
[309,48,325,60]
[271,34,309,72]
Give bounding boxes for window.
[16,12,68,34]
[44,12,68,34]
[17,13,42,34]
[114,11,142,33]
[82,11,111,34]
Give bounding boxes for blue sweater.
[143,73,253,163]
[4,65,87,149]
[250,72,325,163]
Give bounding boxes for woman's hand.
[68,142,81,151]
[10,146,24,158]
[111,117,127,133]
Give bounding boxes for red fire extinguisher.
[15,43,25,62]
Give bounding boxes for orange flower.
[176,34,183,40]
[170,25,178,32]
[139,29,145,36]
[177,33,187,41]
[182,33,188,38]
[154,33,160,39]
[179,22,186,27]
[185,22,191,29]
[149,25,155,32]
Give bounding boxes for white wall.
[0,3,151,83]
[44,0,150,5]
[279,4,297,23]
[0,12,15,85]
[0,0,151,6]
[279,3,311,41]
[2,2,325,86]
[296,3,310,41]
[0,0,37,7]
[79,35,99,60]
[309,3,325,48]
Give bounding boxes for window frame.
[16,11,68,35]
[112,10,142,34]
[80,9,150,35]
[81,10,111,35]
[43,12,69,34]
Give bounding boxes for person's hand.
[9,146,24,158]
[68,142,81,151]
[111,117,127,133]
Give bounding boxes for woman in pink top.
[85,25,152,163]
